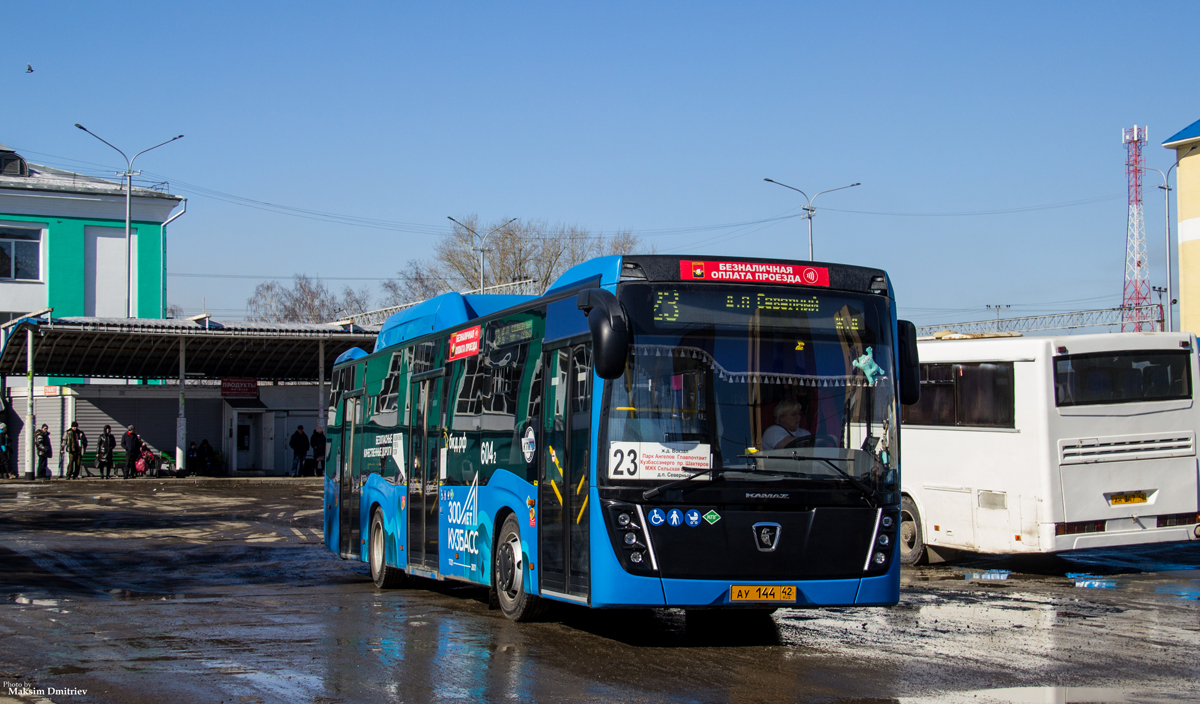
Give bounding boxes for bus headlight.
[872,551,887,565]
[877,534,890,547]
[617,513,632,527]
[624,532,638,545]
[880,515,894,529]
[630,551,644,564]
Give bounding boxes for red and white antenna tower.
[1122,125,1153,332]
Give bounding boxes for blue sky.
[3,2,1198,327]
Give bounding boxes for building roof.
[1163,118,1200,148]
[0,143,180,202]
[0,315,378,381]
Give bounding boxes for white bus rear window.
[1054,350,1191,407]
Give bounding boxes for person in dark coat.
[62,421,87,480]
[0,422,11,479]
[96,425,116,479]
[121,425,141,479]
[197,439,215,475]
[35,424,52,479]
[288,425,309,477]
[309,427,326,477]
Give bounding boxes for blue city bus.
[323,254,920,620]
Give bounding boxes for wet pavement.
[0,479,1198,703]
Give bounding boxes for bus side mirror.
[577,288,630,380]
[898,319,921,406]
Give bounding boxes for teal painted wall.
[0,212,164,317]
[0,212,164,384]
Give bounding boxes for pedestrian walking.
[62,421,87,480]
[0,423,11,479]
[96,425,116,479]
[121,425,141,479]
[289,425,309,477]
[34,424,52,479]
[310,426,326,477]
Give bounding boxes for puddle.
[12,595,61,607]
[961,569,1011,582]
[1154,579,1200,600]
[1066,573,1118,589]
[908,685,1180,703]
[14,491,31,505]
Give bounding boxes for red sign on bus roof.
[679,260,830,287]
[448,325,482,362]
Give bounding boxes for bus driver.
[762,398,813,450]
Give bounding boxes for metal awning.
[0,316,378,381]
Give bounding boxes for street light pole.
[447,217,518,293]
[1146,143,1200,333]
[75,125,183,318]
[763,178,861,260]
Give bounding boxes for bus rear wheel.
[370,510,407,589]
[899,496,927,566]
[494,513,547,622]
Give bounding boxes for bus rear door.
[539,343,592,602]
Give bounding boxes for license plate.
[730,585,796,602]
[1110,491,1147,505]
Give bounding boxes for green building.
[0,141,184,324]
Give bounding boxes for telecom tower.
[1122,125,1153,332]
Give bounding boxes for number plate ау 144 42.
[730,585,796,602]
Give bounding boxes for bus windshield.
[605,283,898,494]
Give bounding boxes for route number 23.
[609,444,639,478]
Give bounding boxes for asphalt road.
[0,479,1198,704]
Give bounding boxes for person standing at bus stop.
[121,425,141,479]
[62,421,87,480]
[310,426,326,477]
[34,424,52,479]
[289,425,309,477]
[96,425,116,479]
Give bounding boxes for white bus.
[899,331,1200,563]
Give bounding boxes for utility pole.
[1152,286,1168,331]
[763,179,861,261]
[75,125,183,317]
[987,304,1011,332]
[446,217,518,293]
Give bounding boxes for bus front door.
[337,393,362,558]
[408,377,442,571]
[539,343,592,601]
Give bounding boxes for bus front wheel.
[900,496,927,566]
[494,513,547,622]
[370,510,407,589]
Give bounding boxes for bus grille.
[1059,431,1196,465]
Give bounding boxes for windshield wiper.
[740,452,879,508]
[642,466,721,501]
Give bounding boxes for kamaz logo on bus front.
[745,493,790,500]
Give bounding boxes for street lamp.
[447,217,518,293]
[1145,143,1199,333]
[763,178,859,261]
[75,124,183,318]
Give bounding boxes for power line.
[824,194,1124,217]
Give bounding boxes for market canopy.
[0,315,379,381]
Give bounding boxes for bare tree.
[381,217,650,306]
[379,259,450,308]
[164,304,185,319]
[246,275,373,323]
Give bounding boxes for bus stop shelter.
[0,312,377,477]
